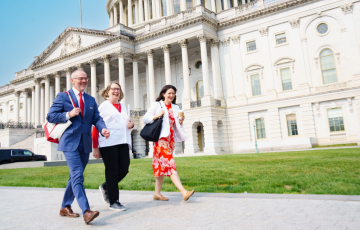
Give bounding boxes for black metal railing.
[0,122,35,129]
[190,100,201,108]
[36,130,45,138]
[130,110,147,117]
[215,99,221,107]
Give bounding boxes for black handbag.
[140,102,163,142]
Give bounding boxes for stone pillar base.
[201,95,215,107]
[182,98,191,110]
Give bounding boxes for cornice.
[10,75,34,84]
[0,89,15,97]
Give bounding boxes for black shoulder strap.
[159,101,163,108]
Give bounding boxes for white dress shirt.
[66,87,85,120]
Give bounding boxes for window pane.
[256,118,266,139]
[276,33,286,45]
[320,49,333,57]
[280,68,292,91]
[187,0,193,9]
[251,74,261,96]
[132,5,136,23]
[322,69,337,84]
[174,0,181,13]
[320,55,335,70]
[320,50,337,84]
[327,108,345,132]
[23,151,32,156]
[286,114,298,136]
[317,24,328,34]
[162,0,167,16]
[247,41,256,52]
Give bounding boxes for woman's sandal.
[182,190,195,201]
[153,194,169,201]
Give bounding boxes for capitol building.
[0,0,359,159]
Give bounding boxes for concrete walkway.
[0,187,359,230]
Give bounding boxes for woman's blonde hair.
[101,82,124,101]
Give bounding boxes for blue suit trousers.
[61,136,90,214]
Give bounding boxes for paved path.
[1,187,360,230]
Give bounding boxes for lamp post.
[253,122,259,153]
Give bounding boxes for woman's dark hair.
[155,85,177,104]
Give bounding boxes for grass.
[0,148,360,195]
[313,143,358,148]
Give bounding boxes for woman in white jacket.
[143,85,195,202]
[92,82,134,211]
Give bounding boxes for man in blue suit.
[47,70,110,225]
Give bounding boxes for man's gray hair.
[71,69,87,79]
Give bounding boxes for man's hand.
[93,148,100,159]
[69,108,82,118]
[127,120,134,129]
[102,129,110,139]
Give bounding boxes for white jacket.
[143,100,188,142]
[97,100,132,149]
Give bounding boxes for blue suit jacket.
[46,89,106,153]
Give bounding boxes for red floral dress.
[152,103,177,177]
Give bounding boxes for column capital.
[289,18,300,29]
[210,39,220,48]
[40,83,45,89]
[101,54,112,63]
[5,101,9,105]
[197,34,207,43]
[258,27,269,37]
[33,78,41,84]
[44,75,52,82]
[130,54,141,62]
[31,86,35,92]
[14,91,21,97]
[340,3,353,14]
[231,35,240,44]
[76,63,85,70]
[220,38,231,47]
[88,59,98,67]
[145,50,155,58]
[178,39,189,48]
[64,67,73,74]
[53,71,61,77]
[116,49,127,58]
[161,44,172,53]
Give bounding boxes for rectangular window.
[255,118,266,139]
[280,68,292,91]
[328,108,345,132]
[10,105,13,112]
[20,103,23,110]
[286,114,298,136]
[276,33,287,45]
[247,41,256,52]
[251,74,261,96]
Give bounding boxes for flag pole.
[79,0,82,28]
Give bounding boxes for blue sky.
[0,0,109,86]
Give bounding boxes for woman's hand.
[154,110,165,120]
[179,115,185,125]
[127,120,134,129]
[93,148,100,159]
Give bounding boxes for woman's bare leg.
[170,174,187,196]
[154,176,164,196]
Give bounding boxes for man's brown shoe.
[153,194,169,201]
[83,210,100,224]
[182,190,195,201]
[59,206,80,218]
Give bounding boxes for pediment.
[29,27,116,68]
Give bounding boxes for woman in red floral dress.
[143,85,195,202]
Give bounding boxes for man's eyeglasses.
[110,88,121,91]
[73,77,89,81]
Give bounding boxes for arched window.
[174,0,181,14]
[320,49,337,84]
[161,0,167,16]
[132,5,136,24]
[186,0,193,9]
[143,0,145,19]
[196,80,204,101]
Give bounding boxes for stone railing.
[0,122,35,129]
[264,0,280,4]
[130,110,147,117]
[36,130,45,138]
[190,100,202,108]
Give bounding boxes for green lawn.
[1,148,360,195]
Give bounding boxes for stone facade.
[0,0,359,156]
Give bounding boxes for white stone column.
[33,79,40,127]
[117,50,127,105]
[49,80,55,107]
[110,11,114,27]
[89,59,98,103]
[223,0,229,10]
[152,0,156,18]
[242,0,246,5]
[234,0,238,7]
[211,0,216,12]
[54,71,61,96]
[197,34,211,97]
[120,0,125,24]
[210,39,224,100]
[139,0,144,23]
[76,63,85,71]
[65,67,72,90]
[145,50,156,103]
[102,55,112,87]
[114,4,118,25]
[131,54,141,110]
[44,76,51,122]
[31,86,35,125]
[135,0,139,24]
[27,92,31,124]
[230,35,247,104]
[220,38,235,103]
[178,39,191,109]
[128,0,133,25]
[258,27,277,99]
[144,59,150,109]
[4,101,9,123]
[40,83,45,124]
[144,0,149,20]
[161,44,172,85]
[180,0,186,11]
[13,92,20,123]
[22,90,28,123]
[166,0,172,16]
